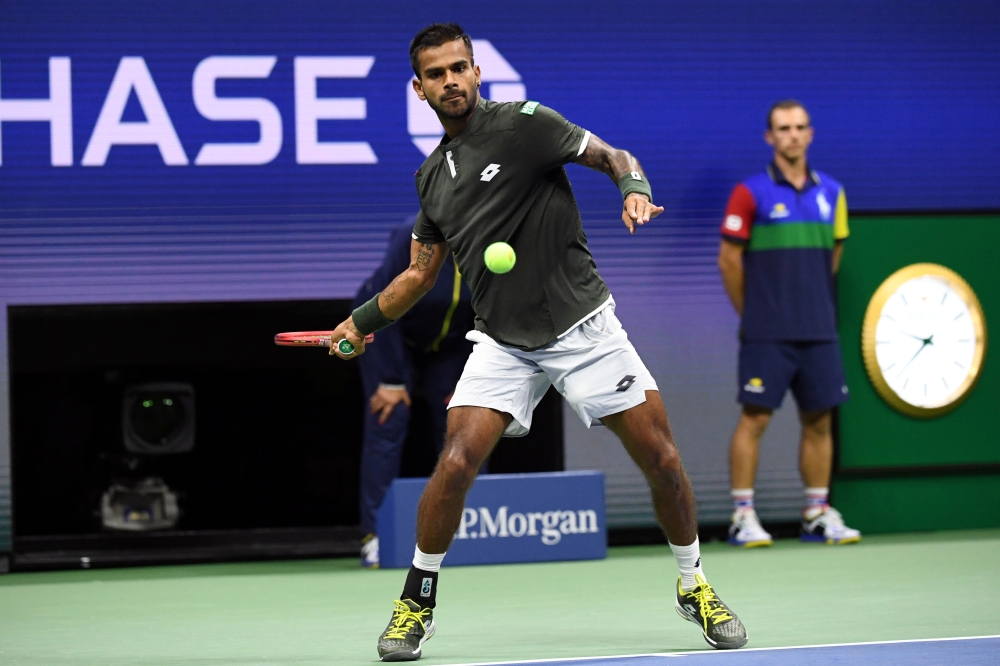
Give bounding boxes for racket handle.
[336,334,373,355]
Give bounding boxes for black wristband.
[351,295,395,335]
[618,171,653,203]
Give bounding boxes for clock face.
[863,264,986,417]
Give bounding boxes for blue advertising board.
[377,472,606,568]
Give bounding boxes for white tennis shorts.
[449,299,658,436]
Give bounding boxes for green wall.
[834,215,1000,532]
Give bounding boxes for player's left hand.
[622,193,664,234]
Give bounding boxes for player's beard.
[432,87,479,121]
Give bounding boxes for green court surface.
[2,530,999,665]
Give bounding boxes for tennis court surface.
[443,637,1000,666]
[2,530,998,665]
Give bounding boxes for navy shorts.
[738,340,849,412]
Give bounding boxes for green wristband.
[351,295,395,335]
[618,171,653,203]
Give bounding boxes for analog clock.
[861,263,987,418]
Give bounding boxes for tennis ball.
[484,242,516,274]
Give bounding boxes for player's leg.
[540,304,747,649]
[541,306,695,550]
[419,340,477,463]
[601,392,697,545]
[358,358,412,569]
[414,406,509,554]
[600,395,745,650]
[377,407,508,662]
[792,341,859,544]
[378,335,548,662]
[727,341,795,548]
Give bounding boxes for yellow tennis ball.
[484,242,516,274]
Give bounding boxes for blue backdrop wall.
[2,0,998,545]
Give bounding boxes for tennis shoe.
[728,508,772,547]
[377,599,435,661]
[675,574,748,649]
[361,533,380,569]
[801,507,861,545]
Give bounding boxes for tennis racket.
[274,331,374,355]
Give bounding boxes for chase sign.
[0,40,520,167]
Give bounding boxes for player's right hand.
[329,317,367,359]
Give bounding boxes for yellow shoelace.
[685,583,733,627]
[383,600,431,640]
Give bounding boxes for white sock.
[731,488,755,513]
[669,537,705,591]
[412,546,446,572]
[804,487,830,520]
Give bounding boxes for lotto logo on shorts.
[616,375,636,392]
[420,578,432,597]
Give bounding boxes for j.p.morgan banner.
[377,472,606,568]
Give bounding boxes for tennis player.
[329,23,748,660]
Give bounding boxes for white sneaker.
[801,507,861,545]
[728,508,773,547]
[361,534,380,568]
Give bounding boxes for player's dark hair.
[410,23,474,78]
[767,99,809,129]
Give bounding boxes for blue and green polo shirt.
[720,162,848,341]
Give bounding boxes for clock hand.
[902,331,933,344]
[896,335,934,379]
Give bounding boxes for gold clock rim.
[860,262,987,419]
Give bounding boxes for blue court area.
[457,637,1000,666]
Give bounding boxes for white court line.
[440,634,1000,666]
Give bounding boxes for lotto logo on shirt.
[480,163,501,182]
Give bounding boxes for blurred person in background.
[355,221,475,568]
[717,100,861,548]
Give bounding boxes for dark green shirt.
[412,98,611,350]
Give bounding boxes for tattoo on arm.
[376,240,448,319]
[575,133,646,184]
[415,242,434,271]
[381,284,397,306]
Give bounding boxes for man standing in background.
[717,100,861,548]
[355,221,475,568]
